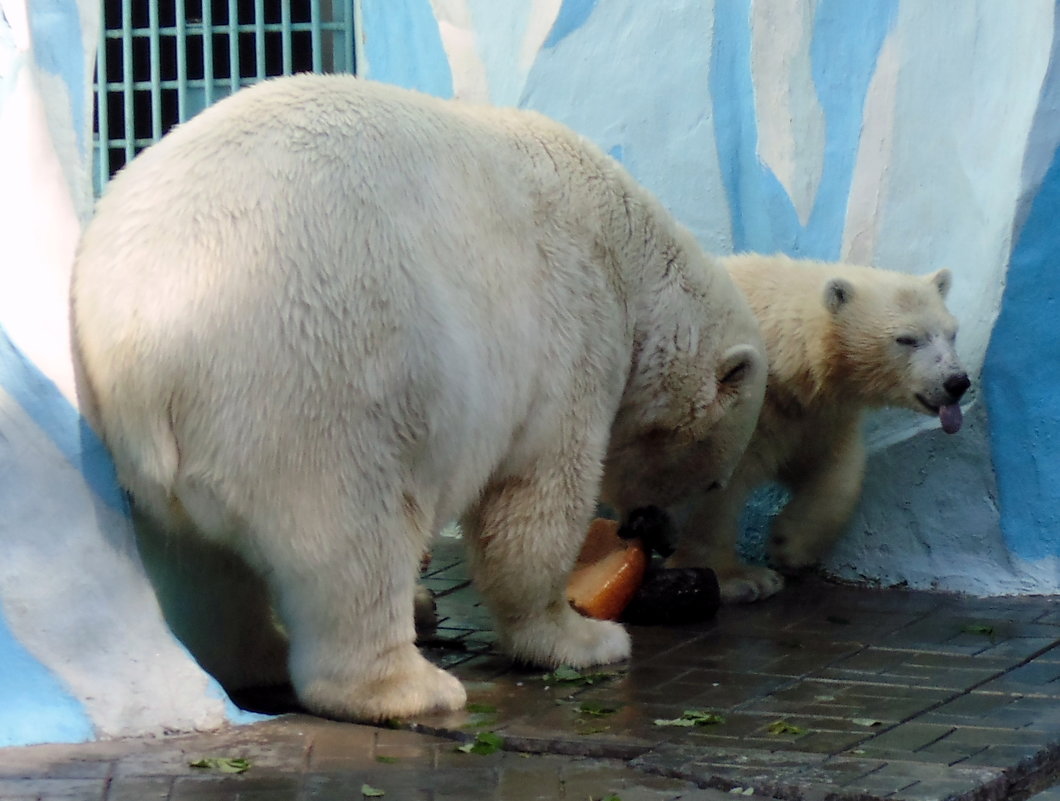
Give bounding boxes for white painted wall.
[0,0,243,745]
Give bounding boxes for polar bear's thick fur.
[72,75,767,721]
[669,254,969,604]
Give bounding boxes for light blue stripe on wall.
[542,0,598,49]
[27,0,87,157]
[804,0,898,257]
[711,0,897,259]
[359,0,453,98]
[0,612,94,746]
[709,0,755,253]
[466,0,533,105]
[0,326,128,516]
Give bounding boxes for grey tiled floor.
[1,538,1058,800]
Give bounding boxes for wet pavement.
[2,537,1059,800]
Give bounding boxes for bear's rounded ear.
[928,268,952,298]
[718,343,759,388]
[824,277,854,314]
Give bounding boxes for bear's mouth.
[916,395,963,434]
[916,395,939,414]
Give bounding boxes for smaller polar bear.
[668,253,970,603]
[72,75,767,722]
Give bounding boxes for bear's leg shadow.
[668,475,784,604]
[770,432,866,573]
[242,482,466,722]
[462,458,631,670]
[132,507,291,692]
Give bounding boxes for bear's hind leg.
[463,463,630,670]
[246,487,466,722]
[770,433,866,573]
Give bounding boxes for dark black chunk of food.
[622,566,720,626]
[617,506,675,558]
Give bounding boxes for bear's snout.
[944,372,971,400]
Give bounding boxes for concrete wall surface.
[0,0,1056,748]
[0,0,248,746]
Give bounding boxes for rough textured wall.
[0,0,244,746]
[361,0,1059,594]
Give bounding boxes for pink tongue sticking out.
[939,403,963,434]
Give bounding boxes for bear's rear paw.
[298,646,466,722]
[769,537,820,575]
[717,565,784,604]
[501,606,631,669]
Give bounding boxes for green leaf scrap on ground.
[961,623,996,636]
[653,710,726,727]
[597,794,623,801]
[456,731,504,755]
[188,757,251,774]
[578,701,618,717]
[461,702,500,731]
[767,720,805,736]
[375,756,400,764]
[542,665,620,687]
[543,665,583,683]
[361,783,385,797]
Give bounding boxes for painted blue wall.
[711,0,898,259]
[27,0,87,156]
[984,144,1060,561]
[0,328,126,516]
[0,0,243,746]
[983,23,1060,563]
[359,0,453,98]
[543,0,598,49]
[0,615,93,747]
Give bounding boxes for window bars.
[93,0,357,193]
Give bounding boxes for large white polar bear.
[72,75,767,722]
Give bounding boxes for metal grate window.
[93,0,357,194]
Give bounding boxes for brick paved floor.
[1,537,1058,800]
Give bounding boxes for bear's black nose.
[945,372,971,399]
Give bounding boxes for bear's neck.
[763,316,856,414]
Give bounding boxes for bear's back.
[71,75,645,511]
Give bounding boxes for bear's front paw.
[501,606,631,669]
[298,645,466,722]
[716,565,784,604]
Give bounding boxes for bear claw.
[718,566,784,604]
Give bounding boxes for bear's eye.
[895,336,919,347]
